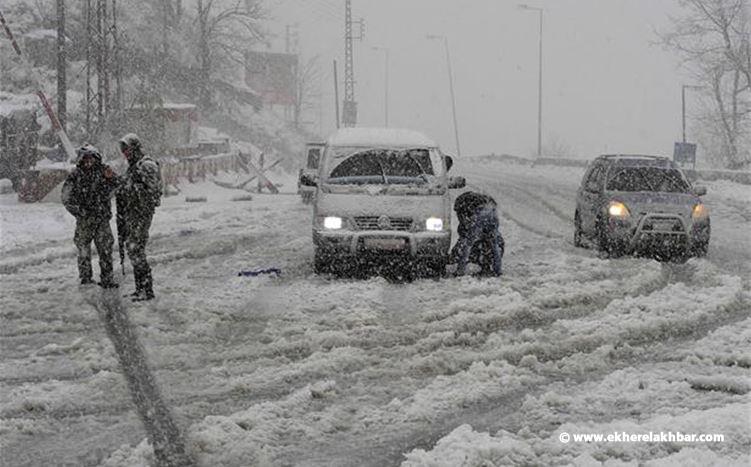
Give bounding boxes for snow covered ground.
[0,159,749,466]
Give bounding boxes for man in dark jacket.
[62,145,119,288]
[451,191,505,277]
[116,133,161,301]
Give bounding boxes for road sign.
[674,142,697,166]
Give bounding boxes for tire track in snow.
[4,176,748,465]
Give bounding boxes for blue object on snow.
[238,268,281,277]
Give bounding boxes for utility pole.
[333,59,340,129]
[112,0,121,113]
[56,0,66,131]
[84,0,120,141]
[427,34,461,157]
[519,4,543,158]
[536,9,542,158]
[682,84,703,143]
[682,86,686,143]
[342,0,363,127]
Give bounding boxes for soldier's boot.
[140,269,155,300]
[132,264,154,301]
[78,253,94,285]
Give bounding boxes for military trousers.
[74,217,115,284]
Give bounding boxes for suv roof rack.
[595,154,675,167]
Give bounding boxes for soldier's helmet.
[118,133,142,153]
[75,144,102,164]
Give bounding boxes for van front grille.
[354,216,413,231]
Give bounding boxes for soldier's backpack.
[137,156,163,208]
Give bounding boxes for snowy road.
[1,159,749,466]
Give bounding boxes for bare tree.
[662,0,750,168]
[195,0,265,110]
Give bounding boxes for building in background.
[124,103,199,157]
[245,51,298,109]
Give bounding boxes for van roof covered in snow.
[327,128,437,148]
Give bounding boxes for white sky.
[265,0,693,158]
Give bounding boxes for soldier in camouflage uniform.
[62,145,120,288]
[116,133,162,301]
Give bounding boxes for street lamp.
[427,34,461,157]
[682,84,703,143]
[372,46,390,127]
[518,4,544,158]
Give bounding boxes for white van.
[299,128,465,277]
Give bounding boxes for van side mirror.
[693,185,707,196]
[300,172,317,187]
[444,155,454,172]
[448,176,466,189]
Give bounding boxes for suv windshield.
[606,167,689,193]
[327,148,435,185]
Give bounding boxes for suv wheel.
[574,211,584,247]
[692,240,709,257]
[596,216,612,254]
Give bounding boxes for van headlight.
[426,217,443,231]
[323,216,343,230]
[608,201,630,218]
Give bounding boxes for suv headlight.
[323,216,343,230]
[692,203,709,220]
[426,217,443,231]
[608,201,630,218]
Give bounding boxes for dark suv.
[574,155,710,260]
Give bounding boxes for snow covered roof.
[326,128,438,148]
[22,29,72,43]
[128,103,197,111]
[163,103,197,110]
[22,29,56,39]
[197,126,230,142]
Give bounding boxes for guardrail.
[475,154,751,185]
[683,168,751,185]
[160,152,242,188]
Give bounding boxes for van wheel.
[423,258,447,279]
[313,250,331,274]
[574,211,584,247]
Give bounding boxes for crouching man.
[62,145,120,288]
[451,191,505,277]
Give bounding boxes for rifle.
[116,196,127,275]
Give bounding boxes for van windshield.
[326,148,436,185]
